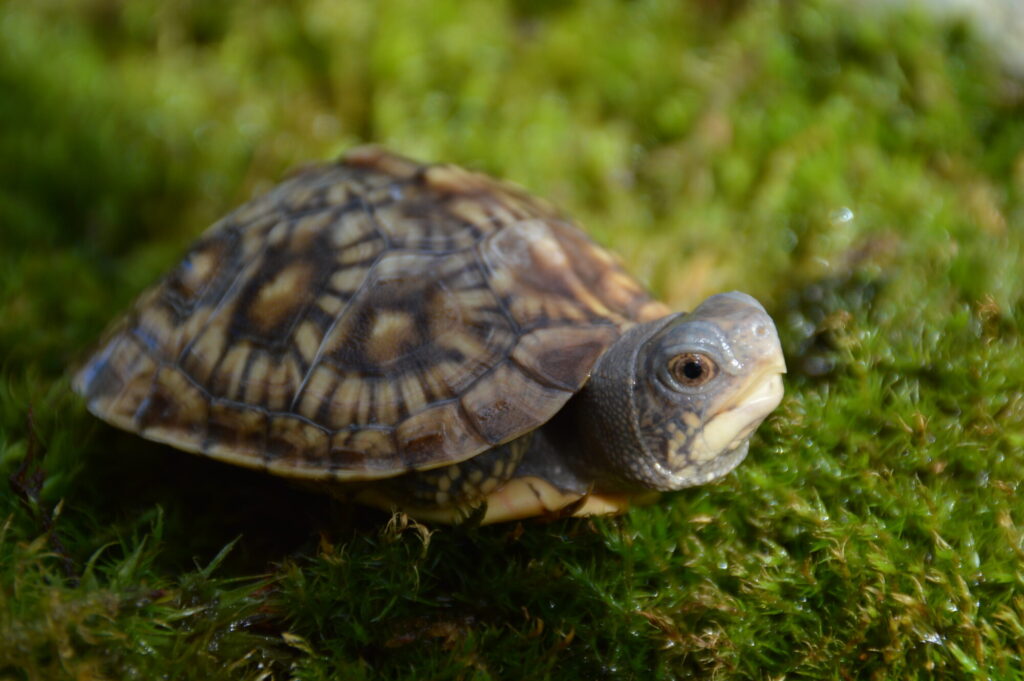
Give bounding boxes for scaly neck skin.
[511,317,680,496]
[570,315,683,493]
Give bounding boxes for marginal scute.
[330,428,396,469]
[343,145,421,179]
[74,337,128,404]
[395,401,490,467]
[266,416,329,467]
[205,401,266,456]
[139,369,207,440]
[75,148,667,481]
[460,364,574,444]
[102,343,158,424]
[512,324,620,391]
[424,164,487,195]
[311,429,403,481]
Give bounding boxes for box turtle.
[74,148,786,524]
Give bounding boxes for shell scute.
[394,401,490,467]
[459,364,574,445]
[511,325,621,391]
[205,402,266,458]
[131,367,209,457]
[266,416,330,466]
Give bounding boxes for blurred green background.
[1,1,1023,679]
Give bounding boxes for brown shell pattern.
[74,148,670,481]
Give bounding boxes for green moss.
[1,1,1022,678]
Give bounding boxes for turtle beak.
[730,329,786,407]
[677,297,786,470]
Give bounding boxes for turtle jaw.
[657,369,785,489]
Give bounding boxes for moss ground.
[2,1,1023,679]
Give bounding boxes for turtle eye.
[668,352,717,387]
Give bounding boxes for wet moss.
[1,1,1022,679]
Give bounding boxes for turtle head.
[580,292,786,492]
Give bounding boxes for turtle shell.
[74,148,670,481]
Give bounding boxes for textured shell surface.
[75,148,670,481]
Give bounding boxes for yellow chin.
[685,373,785,465]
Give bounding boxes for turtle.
[74,147,786,524]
